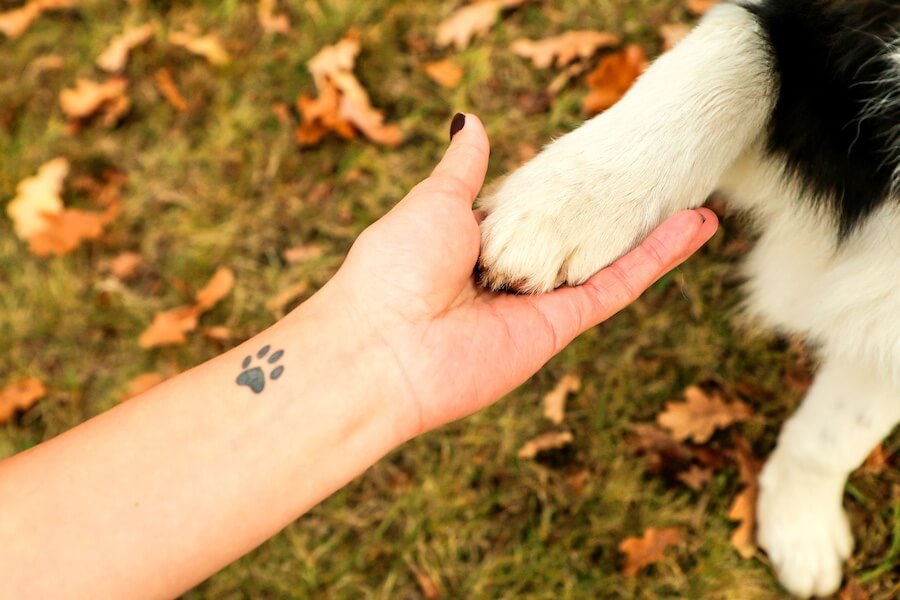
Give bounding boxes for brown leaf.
[657,385,753,444]
[686,0,720,15]
[138,305,201,348]
[154,68,189,112]
[839,579,870,600]
[124,373,164,400]
[677,465,712,491]
[267,281,309,316]
[0,0,74,40]
[194,267,235,311]
[659,23,692,52]
[511,31,620,69]
[517,430,573,459]
[0,378,46,424]
[96,23,154,72]
[619,527,682,577]
[258,0,290,34]
[436,0,527,51]
[861,444,891,474]
[423,59,464,89]
[59,77,129,120]
[282,243,324,264]
[105,252,144,280]
[628,424,694,474]
[6,157,68,239]
[543,373,581,424]
[28,207,114,256]
[331,71,404,146]
[728,435,761,559]
[169,31,230,66]
[582,44,647,115]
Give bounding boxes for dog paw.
[757,454,853,598]
[478,148,655,293]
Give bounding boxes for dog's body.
[478,1,900,596]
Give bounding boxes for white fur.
[479,5,900,598]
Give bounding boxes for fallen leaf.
[511,31,620,69]
[686,0,720,15]
[862,444,890,474]
[677,465,712,491]
[659,23,692,52]
[0,0,74,40]
[307,35,360,87]
[28,205,117,256]
[96,23,154,72]
[582,44,647,115]
[195,267,235,311]
[202,326,233,342]
[0,378,46,424]
[517,430,573,459]
[6,157,68,239]
[331,71,404,146]
[105,252,144,280]
[258,0,290,34]
[124,372,164,400]
[283,243,323,264]
[423,59,464,88]
[628,424,694,474]
[154,68,189,112]
[839,579,870,600]
[619,527,682,577]
[543,373,580,424]
[30,53,65,72]
[728,435,761,559]
[267,281,309,316]
[657,385,753,444]
[169,31,230,66]
[436,0,527,51]
[59,77,129,120]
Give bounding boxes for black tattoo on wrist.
[236,345,285,394]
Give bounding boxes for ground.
[1,0,898,598]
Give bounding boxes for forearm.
[0,285,402,599]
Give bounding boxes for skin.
[0,115,717,599]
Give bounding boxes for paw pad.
[236,345,285,394]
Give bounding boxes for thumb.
[415,113,490,207]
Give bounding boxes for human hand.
[320,114,718,439]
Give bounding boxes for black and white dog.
[477,1,900,596]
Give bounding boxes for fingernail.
[450,113,466,141]
[698,211,707,224]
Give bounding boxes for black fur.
[747,0,900,236]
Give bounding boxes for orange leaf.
[436,0,527,51]
[154,68,189,112]
[686,0,720,15]
[282,243,324,264]
[59,77,129,120]
[169,31,230,66]
[423,59,464,89]
[124,373,165,400]
[258,0,290,34]
[657,385,753,444]
[542,373,580,424]
[28,207,112,256]
[202,326,233,342]
[511,31,620,69]
[138,305,201,348]
[331,71,404,147]
[0,378,46,424]
[195,267,235,311]
[618,527,682,577]
[517,430,573,459]
[96,23,154,72]
[727,435,761,559]
[6,157,68,239]
[677,464,712,491]
[105,251,144,280]
[582,44,647,115]
[0,0,74,40]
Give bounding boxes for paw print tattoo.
[236,345,285,394]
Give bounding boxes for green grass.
[1,0,898,598]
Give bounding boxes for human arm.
[0,115,718,598]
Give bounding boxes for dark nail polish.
[700,213,707,224]
[450,113,466,141]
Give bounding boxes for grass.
[1,0,898,598]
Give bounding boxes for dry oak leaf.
[619,527,682,577]
[6,156,68,239]
[657,385,753,444]
[139,267,235,348]
[582,44,647,115]
[124,372,165,400]
[436,0,528,51]
[0,378,46,424]
[423,59,464,89]
[511,31,620,69]
[728,434,762,559]
[96,23,154,72]
[686,0,720,15]
[0,0,74,40]
[154,68,189,112]
[28,204,118,256]
[517,430,573,459]
[258,0,290,34]
[60,77,128,120]
[331,70,404,147]
[169,31,230,66]
[543,373,581,424]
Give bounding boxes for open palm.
[331,115,718,437]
